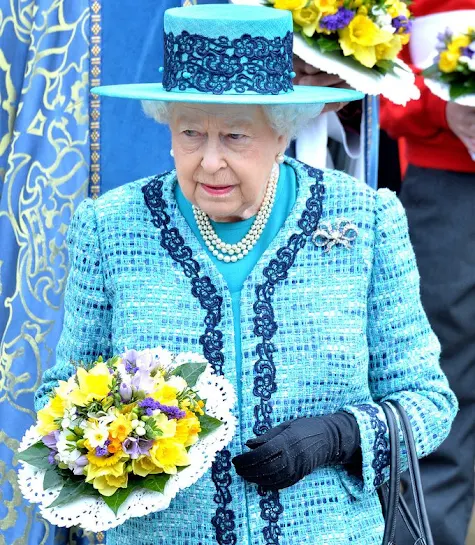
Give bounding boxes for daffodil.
[175,411,201,448]
[131,455,164,477]
[37,395,66,435]
[109,413,133,442]
[154,412,177,438]
[293,6,321,37]
[313,0,339,16]
[386,0,410,19]
[439,50,459,73]
[151,383,178,406]
[274,0,307,10]
[448,35,471,54]
[339,14,394,68]
[69,362,111,407]
[375,35,403,61]
[149,438,190,474]
[89,473,129,496]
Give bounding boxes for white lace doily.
[424,78,475,107]
[230,0,420,105]
[18,355,236,532]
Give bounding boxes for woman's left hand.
[232,412,360,490]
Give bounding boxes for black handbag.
[379,400,434,545]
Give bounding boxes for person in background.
[380,1,475,544]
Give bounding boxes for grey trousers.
[395,165,475,545]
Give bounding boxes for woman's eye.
[183,130,200,137]
[227,133,246,141]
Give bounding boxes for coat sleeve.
[34,198,113,410]
[340,188,458,498]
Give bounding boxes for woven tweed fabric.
[35,158,457,545]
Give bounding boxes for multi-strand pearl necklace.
[193,163,279,262]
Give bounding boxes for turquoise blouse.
[175,164,297,408]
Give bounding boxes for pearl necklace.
[193,163,279,262]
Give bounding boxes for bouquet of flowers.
[17,348,236,532]
[423,27,475,105]
[231,0,419,104]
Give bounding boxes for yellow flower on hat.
[69,362,112,407]
[274,0,307,10]
[37,395,65,435]
[439,50,460,73]
[149,439,190,474]
[339,15,394,68]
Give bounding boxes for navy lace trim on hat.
[252,164,324,544]
[163,31,294,95]
[143,175,235,545]
[355,404,390,487]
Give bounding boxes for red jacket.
[379,0,475,173]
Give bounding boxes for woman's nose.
[200,139,227,173]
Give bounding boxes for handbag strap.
[381,400,434,545]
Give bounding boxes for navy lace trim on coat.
[355,403,390,487]
[143,176,235,545]
[252,165,324,544]
[163,31,294,95]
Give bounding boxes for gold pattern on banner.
[0,0,90,542]
[183,0,197,6]
[89,0,102,198]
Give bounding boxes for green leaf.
[171,361,207,388]
[198,414,223,439]
[421,64,440,78]
[141,474,171,494]
[43,468,65,490]
[316,36,341,53]
[48,480,96,509]
[102,486,137,515]
[18,443,52,470]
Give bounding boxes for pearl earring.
[170,149,174,158]
[276,152,284,164]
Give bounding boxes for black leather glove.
[232,412,361,490]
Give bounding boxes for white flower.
[460,55,471,65]
[56,431,78,464]
[166,375,188,393]
[83,420,109,448]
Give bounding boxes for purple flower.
[461,46,475,59]
[122,349,138,373]
[95,445,109,457]
[71,455,88,476]
[392,16,412,34]
[138,397,186,420]
[120,382,133,402]
[320,8,355,32]
[48,451,57,465]
[42,430,60,450]
[122,437,155,459]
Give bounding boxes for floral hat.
[91,4,363,105]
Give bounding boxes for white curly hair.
[141,100,324,142]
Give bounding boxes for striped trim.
[89,0,102,198]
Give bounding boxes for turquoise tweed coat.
[35,158,457,545]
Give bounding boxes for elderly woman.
[35,4,457,545]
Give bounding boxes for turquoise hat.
[91,4,363,105]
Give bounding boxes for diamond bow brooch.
[312,219,359,253]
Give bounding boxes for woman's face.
[169,103,286,222]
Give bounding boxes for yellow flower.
[89,473,128,497]
[175,411,201,448]
[109,413,133,442]
[155,412,177,438]
[439,50,459,73]
[107,437,123,454]
[386,0,410,19]
[376,35,403,61]
[149,438,190,474]
[151,384,178,406]
[37,395,65,435]
[69,362,111,407]
[448,35,470,54]
[293,6,321,37]
[86,448,128,469]
[131,455,164,477]
[339,15,394,68]
[274,0,307,9]
[313,0,339,16]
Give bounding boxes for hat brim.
[90,83,364,104]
